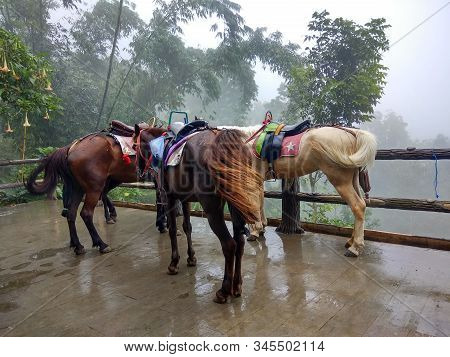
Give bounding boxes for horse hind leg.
[229,203,246,298]
[80,191,111,253]
[202,197,236,304]
[326,168,366,257]
[67,187,85,255]
[345,169,362,249]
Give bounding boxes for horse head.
[133,124,167,179]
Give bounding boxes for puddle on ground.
[10,262,32,270]
[0,301,19,313]
[54,269,73,277]
[0,270,51,293]
[0,210,16,217]
[29,247,67,261]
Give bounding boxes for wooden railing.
[1,147,449,250]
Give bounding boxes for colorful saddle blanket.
[253,120,310,162]
[149,120,209,171]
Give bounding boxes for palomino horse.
[26,127,166,255]
[222,124,377,257]
[136,126,263,303]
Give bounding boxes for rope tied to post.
[432,152,439,199]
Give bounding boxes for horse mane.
[144,127,167,136]
[218,125,261,138]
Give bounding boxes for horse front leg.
[247,180,266,241]
[80,191,111,254]
[182,201,196,267]
[155,187,168,233]
[167,197,180,274]
[102,193,113,224]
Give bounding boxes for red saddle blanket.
[279,132,306,157]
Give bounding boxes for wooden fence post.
[276,178,304,234]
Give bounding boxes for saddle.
[255,120,311,163]
[170,120,209,145]
[152,119,210,206]
[109,120,149,137]
[149,120,210,170]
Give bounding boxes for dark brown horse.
[136,126,263,303]
[26,128,166,254]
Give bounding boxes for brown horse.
[26,128,166,255]
[136,126,263,303]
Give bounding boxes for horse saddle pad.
[149,125,207,171]
[107,133,136,156]
[254,120,310,162]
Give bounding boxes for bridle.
[134,129,155,179]
[245,111,273,143]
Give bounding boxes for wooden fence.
[1,147,449,251]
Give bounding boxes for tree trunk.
[276,178,304,234]
[95,0,124,129]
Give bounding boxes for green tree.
[286,10,390,126]
[0,28,61,132]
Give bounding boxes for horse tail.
[25,146,72,195]
[311,128,377,169]
[204,129,263,223]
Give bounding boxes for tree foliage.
[286,10,390,126]
[0,27,61,127]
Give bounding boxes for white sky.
[131,0,450,139]
[68,0,450,139]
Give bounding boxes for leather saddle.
[150,120,210,168]
[257,120,310,163]
[171,120,209,145]
[109,120,149,137]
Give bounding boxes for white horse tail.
[310,128,377,169]
[348,129,377,168]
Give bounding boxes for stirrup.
[265,169,277,182]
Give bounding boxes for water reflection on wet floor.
[0,201,449,336]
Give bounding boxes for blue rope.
[432,153,439,199]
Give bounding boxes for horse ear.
[134,124,140,137]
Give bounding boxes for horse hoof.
[111,216,117,222]
[213,290,228,304]
[187,257,197,267]
[344,249,358,258]
[106,219,115,224]
[159,228,168,234]
[100,246,112,254]
[176,230,182,236]
[345,241,352,249]
[74,247,86,255]
[233,286,242,297]
[167,266,179,275]
[247,235,258,242]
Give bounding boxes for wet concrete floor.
[1,201,449,336]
